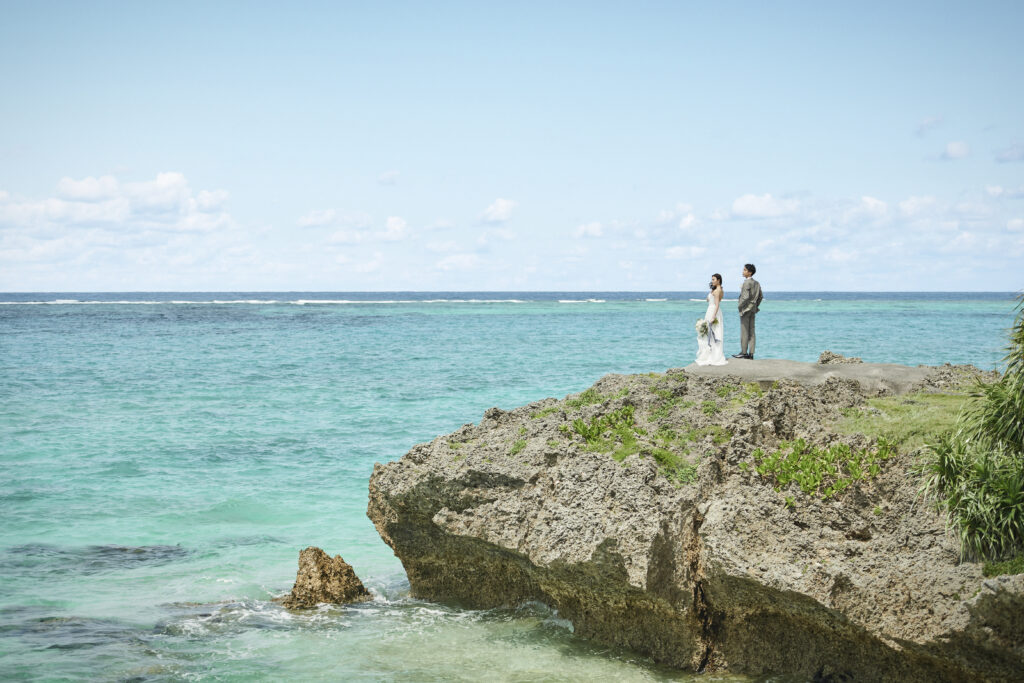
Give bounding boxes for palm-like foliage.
[923,294,1024,561]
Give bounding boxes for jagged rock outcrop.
[281,546,371,608]
[367,361,1023,681]
[819,350,863,364]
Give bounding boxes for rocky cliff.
[367,361,1023,681]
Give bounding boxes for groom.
[733,263,763,360]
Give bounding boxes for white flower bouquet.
[696,318,719,338]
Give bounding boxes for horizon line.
[1,289,1020,295]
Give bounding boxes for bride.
[695,273,728,366]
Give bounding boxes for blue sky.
[1,1,1022,291]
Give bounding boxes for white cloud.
[859,196,887,217]
[654,203,698,232]
[898,195,936,217]
[426,240,460,253]
[996,144,1024,163]
[384,216,407,241]
[354,252,382,273]
[940,141,970,160]
[665,245,706,259]
[916,116,943,136]
[123,172,191,213]
[943,231,977,252]
[987,185,1024,199]
[478,228,514,246]
[574,222,603,238]
[825,247,857,263]
[1009,219,1024,232]
[436,253,482,271]
[377,170,399,185]
[952,202,993,220]
[196,189,228,211]
[480,198,516,224]
[731,193,800,218]
[328,229,368,244]
[56,175,119,201]
[298,209,338,227]
[839,196,888,226]
[0,171,230,234]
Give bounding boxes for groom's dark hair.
[745,263,757,275]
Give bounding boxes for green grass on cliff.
[835,392,967,451]
[983,554,1024,577]
[563,405,698,485]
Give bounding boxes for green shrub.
[753,438,898,499]
[531,405,560,419]
[566,388,605,408]
[650,396,694,421]
[922,295,1024,561]
[509,439,527,455]
[716,385,736,398]
[701,400,718,416]
[571,406,696,484]
[648,447,697,485]
[730,382,764,408]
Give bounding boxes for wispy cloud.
[383,216,407,241]
[730,193,800,218]
[377,170,399,186]
[436,253,482,271]
[898,195,936,217]
[986,185,1024,199]
[996,144,1024,163]
[298,209,338,227]
[573,222,603,238]
[480,198,516,224]
[655,203,698,231]
[940,141,970,160]
[916,115,943,136]
[665,245,706,259]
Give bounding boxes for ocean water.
[0,291,1017,682]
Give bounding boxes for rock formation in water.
[367,360,1022,681]
[282,546,371,608]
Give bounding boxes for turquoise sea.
[0,291,1018,682]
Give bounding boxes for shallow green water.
[0,292,1015,680]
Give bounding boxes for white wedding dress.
[695,291,727,366]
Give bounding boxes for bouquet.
[696,318,719,338]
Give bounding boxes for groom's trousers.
[740,312,756,356]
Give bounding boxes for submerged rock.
[281,547,371,608]
[367,361,1023,681]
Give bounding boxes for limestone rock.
[818,350,863,364]
[282,547,371,608]
[367,361,1022,681]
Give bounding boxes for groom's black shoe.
[731,353,747,359]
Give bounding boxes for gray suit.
[737,277,763,356]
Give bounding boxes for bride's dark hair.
[710,273,723,290]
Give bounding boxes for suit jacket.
[738,277,763,316]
